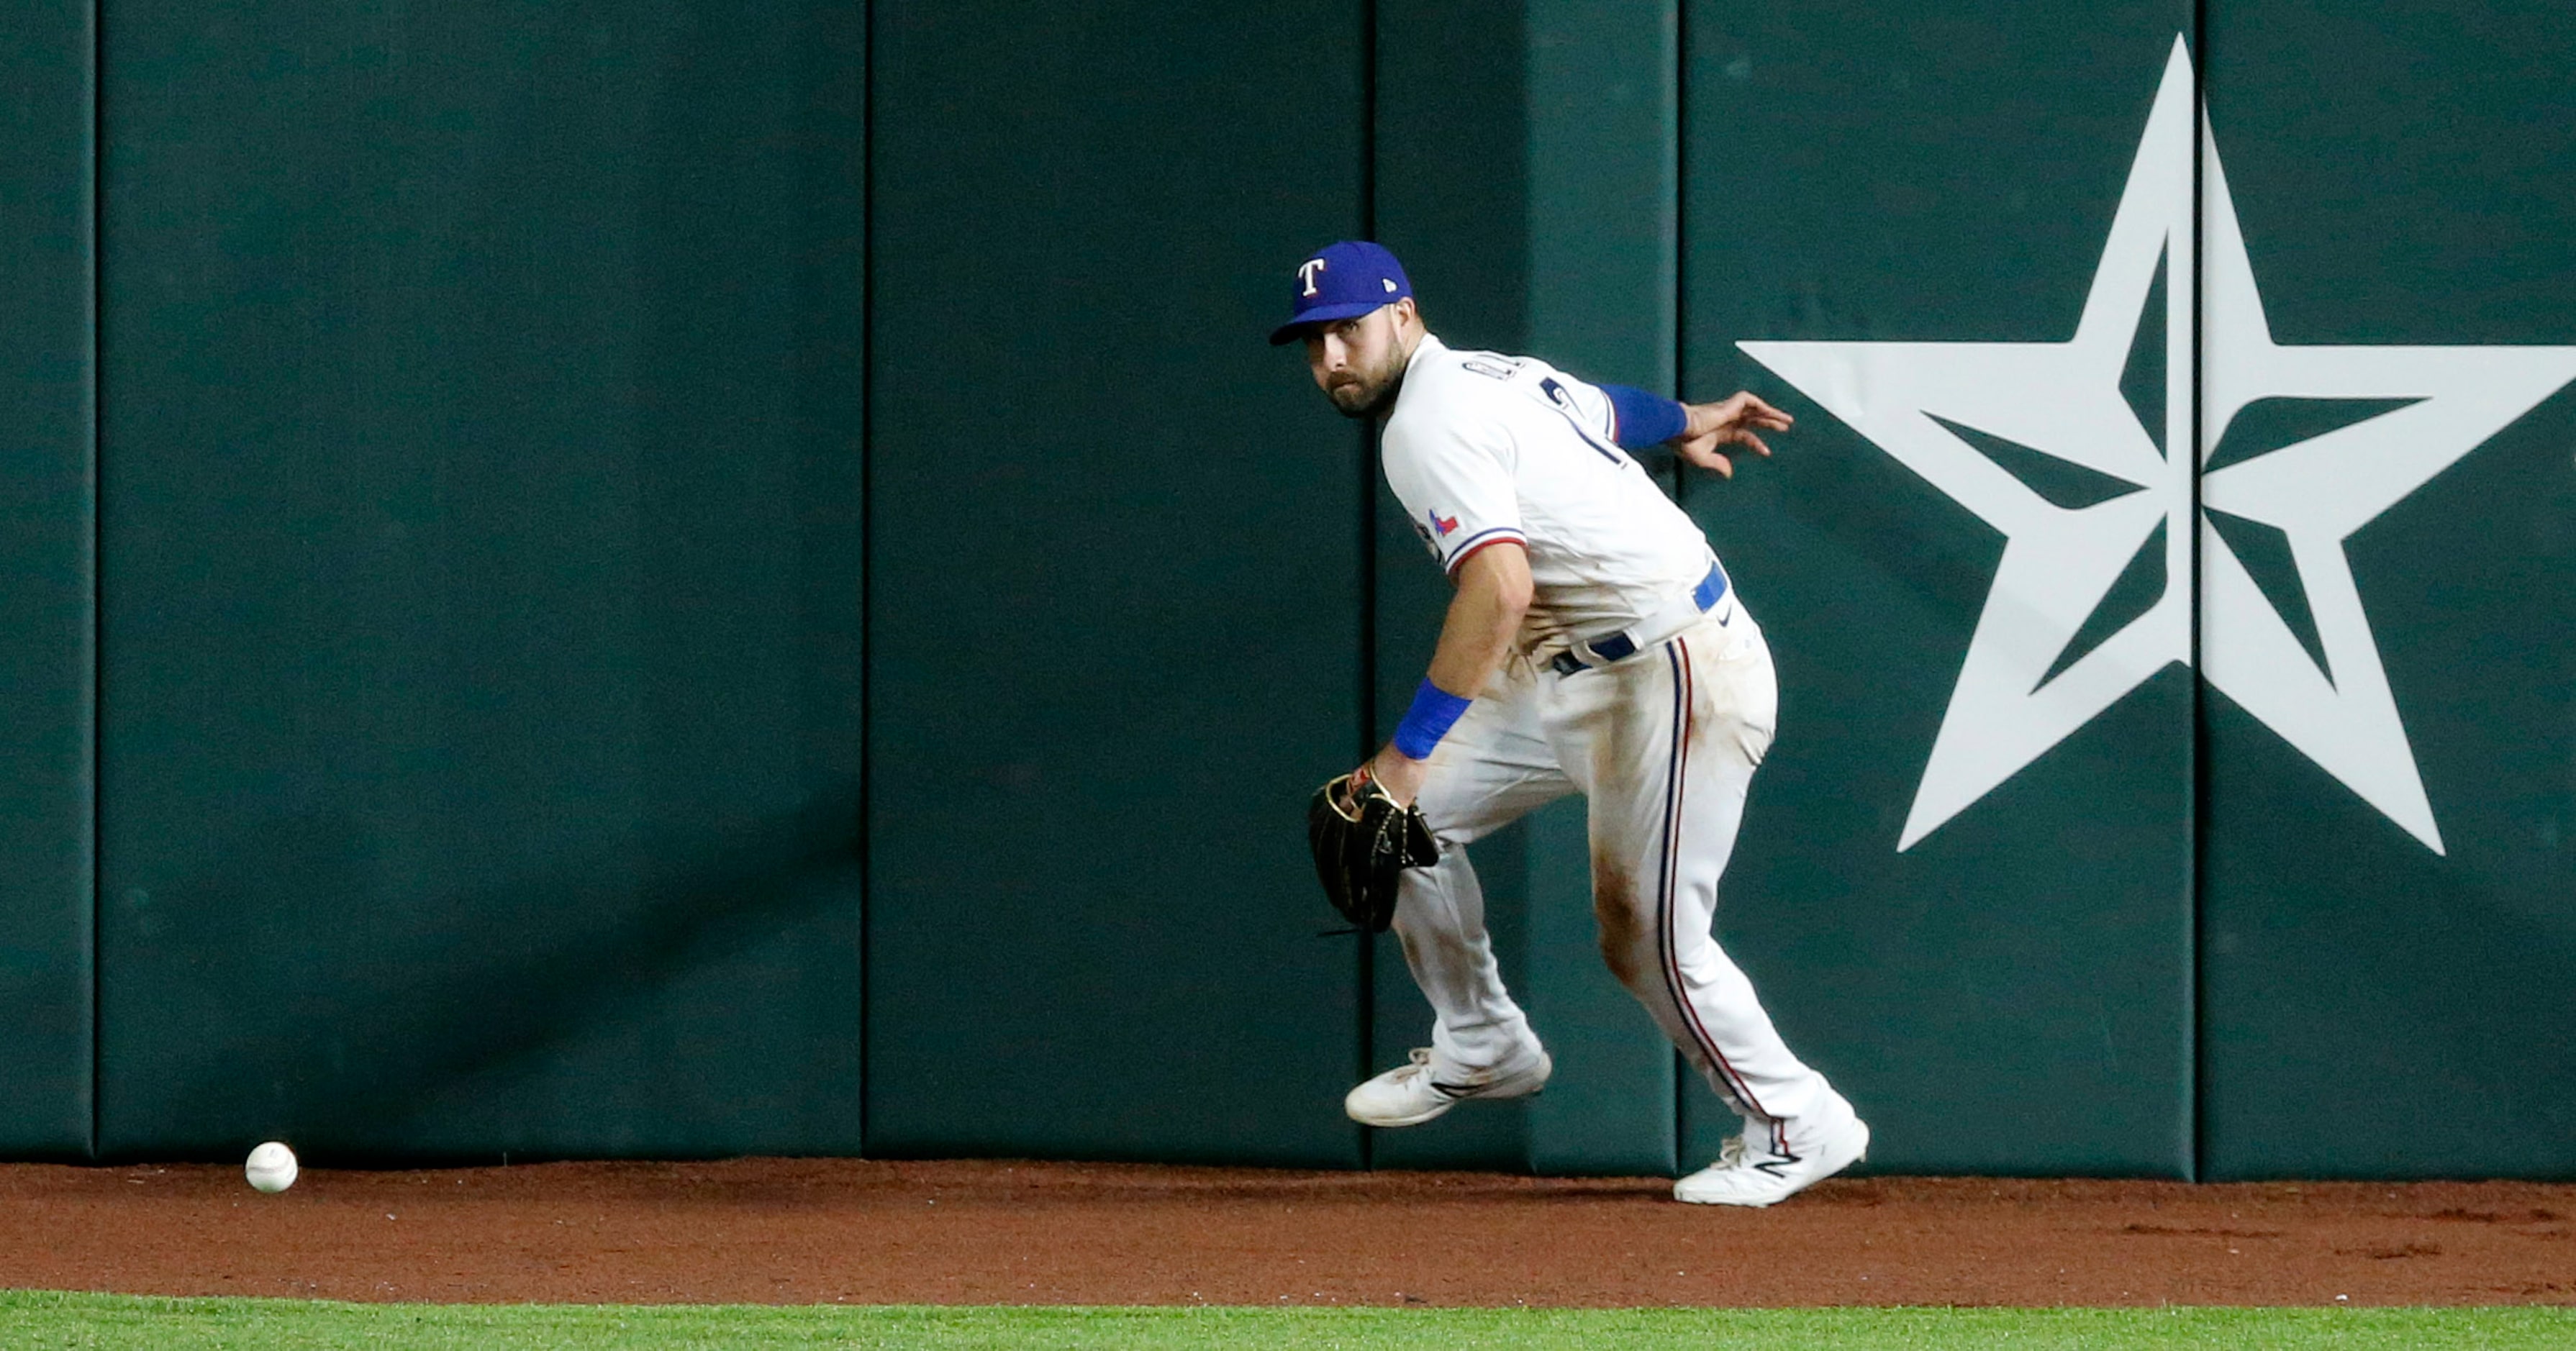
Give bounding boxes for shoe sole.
[1349,1083,1543,1129]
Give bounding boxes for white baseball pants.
[1391,601,1843,1136]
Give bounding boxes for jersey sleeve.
[1528,363,1686,450]
[1528,364,1621,445]
[1382,411,1525,575]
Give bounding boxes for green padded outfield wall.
[862,1,1369,1164]
[1679,1,2199,1175]
[34,0,2572,1177]
[97,0,867,1160]
[0,0,94,1157]
[1368,0,1684,1176]
[2197,2,2576,1179]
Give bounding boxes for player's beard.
[1328,363,1405,419]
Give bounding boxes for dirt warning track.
[1,1158,2569,1306]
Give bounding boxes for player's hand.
[1672,391,1792,478]
[1356,745,1430,810]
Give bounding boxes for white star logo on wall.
[1742,37,2576,854]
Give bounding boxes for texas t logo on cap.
[1270,240,1413,345]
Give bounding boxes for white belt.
[1548,560,1733,677]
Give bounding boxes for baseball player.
[1274,240,1867,1206]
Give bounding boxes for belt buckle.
[1552,629,1636,678]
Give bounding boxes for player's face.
[1305,305,1407,419]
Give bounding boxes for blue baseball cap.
[1269,240,1414,345]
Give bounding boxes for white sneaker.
[1344,1045,1552,1127]
[1673,1106,1869,1206]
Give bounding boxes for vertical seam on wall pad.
[1668,0,1689,508]
[1355,0,1378,1170]
[2185,0,2208,1185]
[855,0,876,1159]
[1667,0,1693,1145]
[87,0,104,1163]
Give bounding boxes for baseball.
[245,1140,298,1194]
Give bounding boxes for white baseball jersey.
[1381,335,1719,654]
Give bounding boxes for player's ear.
[1391,296,1420,329]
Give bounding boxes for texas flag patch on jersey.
[1428,509,1459,538]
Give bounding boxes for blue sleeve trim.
[1440,526,1525,573]
[1601,383,1687,449]
[1392,678,1473,760]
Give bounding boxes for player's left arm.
[1592,381,1795,476]
[1359,542,1531,808]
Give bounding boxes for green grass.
[3,1293,2570,1349]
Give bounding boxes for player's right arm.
[1363,542,1530,807]
[1360,395,1528,807]
[1424,542,1530,697]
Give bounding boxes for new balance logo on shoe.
[1674,1111,1869,1208]
[1345,1046,1554,1128]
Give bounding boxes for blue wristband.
[1392,678,1472,760]
[1600,383,1688,449]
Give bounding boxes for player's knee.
[1595,927,1653,989]
[1590,865,1654,988]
